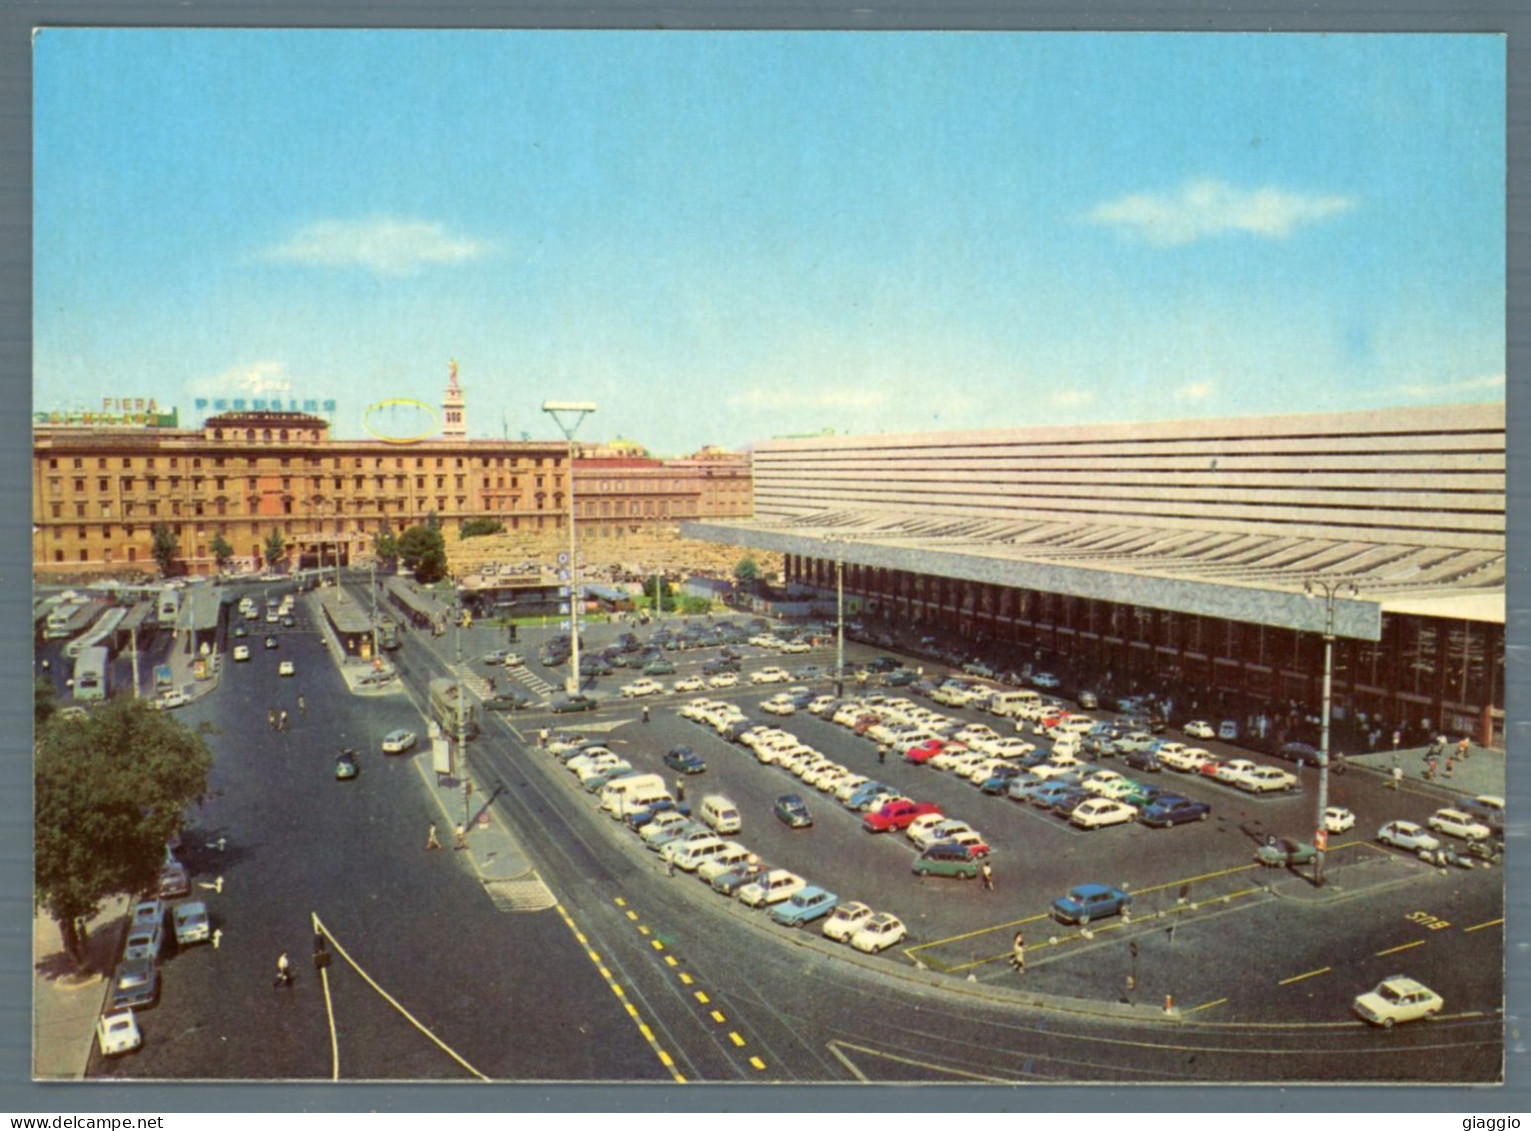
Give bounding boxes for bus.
[64,606,126,661]
[428,678,478,741]
[73,646,110,702]
[158,589,180,624]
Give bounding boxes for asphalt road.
[85,592,1503,1083]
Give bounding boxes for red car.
[862,800,943,833]
[1198,758,1227,778]
[905,739,949,764]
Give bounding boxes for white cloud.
[261,217,491,275]
[1089,179,1355,246]
[726,386,888,411]
[185,360,292,397]
[1395,373,1505,399]
[1050,389,1096,407]
[1175,381,1216,402]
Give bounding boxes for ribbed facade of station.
[683,403,1505,748]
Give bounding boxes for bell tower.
[442,358,466,440]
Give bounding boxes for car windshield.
[1377,985,1406,1004]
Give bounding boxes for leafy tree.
[459,517,505,539]
[210,532,235,572]
[263,530,287,572]
[679,595,713,616]
[733,557,760,584]
[35,697,213,969]
[374,529,399,568]
[151,523,179,577]
[642,576,676,612]
[397,523,448,584]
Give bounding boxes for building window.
[48,458,57,470]
[127,546,136,562]
[75,503,85,518]
[50,502,60,518]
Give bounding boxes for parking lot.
[473,613,1504,1026]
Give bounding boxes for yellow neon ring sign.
[362,399,439,444]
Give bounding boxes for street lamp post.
[543,401,597,695]
[1305,577,1358,887]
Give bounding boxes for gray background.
[0,0,1523,1114]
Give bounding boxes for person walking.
[1424,755,1438,781]
[298,694,306,715]
[981,860,994,892]
[1457,736,1472,762]
[1010,930,1026,975]
[488,675,497,693]
[674,778,686,803]
[279,708,289,732]
[454,824,469,851]
[1390,765,1404,791]
[1444,755,1456,778]
[878,744,888,765]
[425,823,442,850]
[642,705,650,724]
[268,708,277,730]
[274,952,293,988]
[539,727,549,748]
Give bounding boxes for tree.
[459,517,505,539]
[151,523,179,577]
[642,576,676,612]
[263,530,287,572]
[210,532,235,572]
[397,523,447,584]
[35,675,57,730]
[35,697,213,969]
[374,529,399,568]
[733,557,760,585]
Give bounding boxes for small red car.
[905,739,948,764]
[862,800,942,833]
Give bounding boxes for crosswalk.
[484,874,558,912]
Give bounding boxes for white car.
[503,653,525,668]
[822,901,875,943]
[1323,806,1356,833]
[232,645,251,662]
[833,775,870,802]
[1427,808,1492,841]
[850,913,908,954]
[707,673,740,689]
[1212,758,1259,785]
[982,737,1036,760]
[1237,766,1300,793]
[639,811,690,845]
[575,758,631,787]
[620,679,664,698]
[1353,976,1444,1028]
[906,813,949,846]
[1377,820,1441,854]
[1081,770,1129,797]
[1158,746,1210,773]
[154,690,189,710]
[750,667,791,685]
[913,819,976,851]
[779,641,811,654]
[673,676,705,693]
[96,1011,142,1057]
[1183,720,1216,740]
[761,697,797,716]
[738,869,806,907]
[278,660,295,677]
[1070,798,1138,830]
[955,724,1001,747]
[1031,672,1061,689]
[381,728,418,754]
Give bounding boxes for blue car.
[774,794,813,828]
[980,766,1025,795]
[843,781,892,811]
[1030,781,1081,809]
[625,799,691,830]
[768,886,840,928]
[663,746,707,775]
[1052,883,1133,925]
[1137,795,1210,827]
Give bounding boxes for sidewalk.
[1344,742,1504,801]
[31,896,129,1080]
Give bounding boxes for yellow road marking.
[626,910,639,921]
[1279,966,1332,986]
[679,972,694,985]
[614,897,627,907]
[1376,940,1426,956]
[624,1003,639,1018]
[1184,997,1227,1014]
[610,984,626,998]
[664,955,678,967]
[639,1024,655,1041]
[1465,918,1504,933]
[710,1010,726,1024]
[651,940,665,951]
[638,925,650,936]
[694,991,710,1004]
[749,1057,766,1071]
[729,1032,746,1047]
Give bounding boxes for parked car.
[862,799,942,833]
[96,1011,142,1057]
[550,694,598,713]
[1070,798,1138,830]
[1137,795,1212,827]
[1353,975,1444,1028]
[172,901,211,946]
[381,728,418,754]
[1182,719,1215,740]
[156,862,189,899]
[335,749,360,780]
[1237,766,1300,793]
[774,794,813,828]
[233,645,250,662]
[768,886,840,927]
[738,869,807,907]
[850,913,908,954]
[822,901,875,943]
[1377,820,1442,854]
[1052,883,1132,925]
[707,672,740,689]
[913,842,981,880]
[109,959,159,1010]
[750,667,791,685]
[1123,748,1162,773]
[1254,837,1316,867]
[1323,806,1356,834]
[1217,720,1240,741]
[621,678,665,698]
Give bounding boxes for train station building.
[683,402,1506,750]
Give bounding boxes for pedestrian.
[454,824,469,851]
[268,708,277,730]
[674,778,686,803]
[665,856,676,878]
[981,860,994,892]
[1444,756,1456,778]
[488,675,497,692]
[279,708,288,732]
[878,744,888,765]
[539,727,549,748]
[1424,756,1438,781]
[1458,736,1471,761]
[274,951,292,988]
[1390,765,1404,791]
[426,823,442,850]
[1010,930,1026,975]
[298,694,306,714]
[642,705,650,724]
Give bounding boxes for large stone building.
[684,403,1506,748]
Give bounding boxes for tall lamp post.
[819,535,850,698]
[543,401,597,695]
[1305,577,1358,887]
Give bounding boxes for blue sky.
[34,31,1504,453]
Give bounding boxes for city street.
[82,587,1501,1082]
